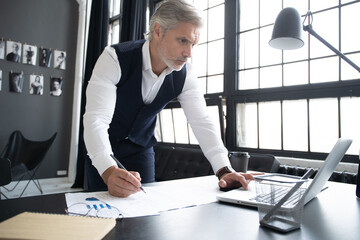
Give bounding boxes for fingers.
[219,172,257,190]
[107,168,142,197]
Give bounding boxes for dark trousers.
[85,140,155,191]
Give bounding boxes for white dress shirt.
[83,40,230,176]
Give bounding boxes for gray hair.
[147,0,203,41]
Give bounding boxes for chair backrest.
[0,158,12,186]
[0,131,57,171]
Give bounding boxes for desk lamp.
[269,7,360,73]
[269,7,360,198]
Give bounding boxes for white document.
[65,176,219,218]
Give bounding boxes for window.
[192,0,225,94]
[236,0,360,161]
[108,0,122,45]
[155,0,226,145]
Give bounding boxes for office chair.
[0,131,57,198]
[0,158,12,199]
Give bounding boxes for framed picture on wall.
[6,40,21,63]
[29,74,44,95]
[9,71,24,93]
[50,77,62,96]
[22,44,37,65]
[54,50,66,70]
[39,47,52,67]
[0,70,2,91]
[0,39,5,59]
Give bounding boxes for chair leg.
[2,175,26,192]
[18,169,43,198]
[31,174,43,194]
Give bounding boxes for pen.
[110,154,146,193]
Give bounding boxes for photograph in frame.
[9,71,24,93]
[29,74,44,95]
[50,77,62,96]
[0,39,5,59]
[23,44,37,65]
[54,50,66,70]
[39,47,52,67]
[6,41,21,63]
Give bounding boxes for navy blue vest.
[109,40,186,149]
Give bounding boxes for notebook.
[216,138,352,207]
[0,212,116,240]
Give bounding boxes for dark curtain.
[120,0,147,42]
[72,0,109,188]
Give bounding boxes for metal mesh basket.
[254,174,309,232]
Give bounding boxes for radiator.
[278,165,358,184]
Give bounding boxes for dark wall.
[0,0,79,179]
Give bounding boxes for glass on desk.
[254,174,309,233]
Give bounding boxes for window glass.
[192,43,207,77]
[259,0,282,27]
[259,65,282,88]
[108,20,119,45]
[173,109,189,144]
[159,109,174,143]
[259,101,282,150]
[283,0,308,14]
[283,100,308,151]
[310,9,339,59]
[236,103,258,148]
[340,97,360,155]
[309,98,338,152]
[341,3,360,53]
[239,30,259,70]
[310,57,339,83]
[283,61,308,86]
[192,0,208,10]
[310,0,338,12]
[207,75,224,94]
[209,0,224,7]
[341,53,360,81]
[238,69,259,90]
[207,40,224,75]
[239,0,259,31]
[208,4,224,41]
[109,0,121,17]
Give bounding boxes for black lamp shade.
[269,7,304,50]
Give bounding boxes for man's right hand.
[102,166,142,197]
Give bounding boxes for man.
[84,0,255,198]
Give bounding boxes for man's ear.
[153,23,163,40]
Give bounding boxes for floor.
[0,178,83,200]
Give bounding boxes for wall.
[0,0,79,179]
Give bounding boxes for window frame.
[227,0,360,164]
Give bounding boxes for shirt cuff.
[208,152,231,175]
[89,151,117,176]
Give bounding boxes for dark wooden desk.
[0,179,359,240]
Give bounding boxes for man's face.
[157,22,200,71]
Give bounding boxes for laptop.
[216,138,352,207]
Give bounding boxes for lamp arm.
[303,24,360,73]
